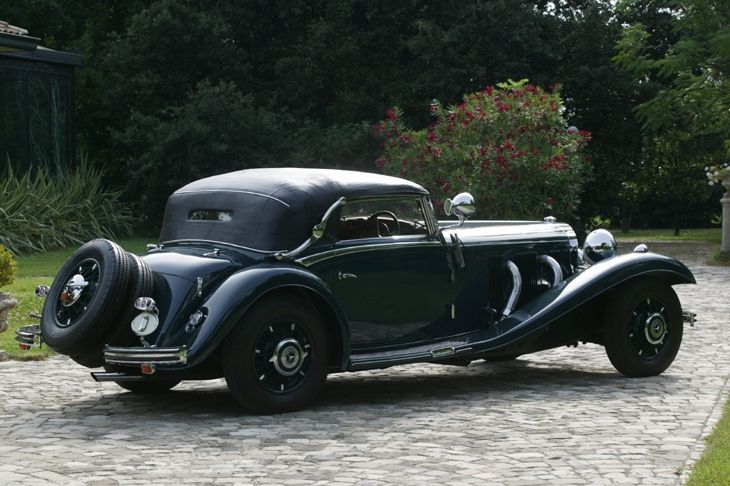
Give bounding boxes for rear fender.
[488,252,695,350]
[185,263,349,369]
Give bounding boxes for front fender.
[477,252,695,352]
[184,263,350,369]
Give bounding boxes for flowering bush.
[374,80,590,220]
[0,244,16,289]
[705,163,730,186]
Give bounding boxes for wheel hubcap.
[253,321,312,393]
[269,338,308,377]
[629,297,670,359]
[60,274,89,307]
[55,259,100,328]
[644,313,667,345]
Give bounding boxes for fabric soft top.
[158,168,429,251]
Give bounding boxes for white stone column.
[722,176,730,253]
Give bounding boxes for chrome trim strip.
[297,239,443,266]
[104,345,188,365]
[174,189,290,208]
[430,346,455,358]
[420,195,438,236]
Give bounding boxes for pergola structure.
[0,21,80,173]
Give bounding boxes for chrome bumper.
[683,311,697,327]
[104,345,188,366]
[15,324,43,349]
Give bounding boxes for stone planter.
[0,291,18,333]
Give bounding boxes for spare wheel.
[41,239,134,356]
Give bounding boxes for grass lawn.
[0,237,154,360]
[614,227,721,243]
[686,399,730,485]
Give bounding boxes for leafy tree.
[614,0,729,234]
[375,80,590,220]
[116,81,292,222]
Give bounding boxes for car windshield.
[338,197,429,240]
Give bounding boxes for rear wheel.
[603,278,683,377]
[223,295,329,414]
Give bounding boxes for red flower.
[484,86,494,96]
[385,108,398,120]
[374,159,386,169]
[429,145,443,159]
[496,100,510,112]
[546,197,554,206]
[427,131,438,142]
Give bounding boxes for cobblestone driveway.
[1,265,728,485]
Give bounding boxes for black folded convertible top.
[158,168,429,251]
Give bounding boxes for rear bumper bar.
[15,324,43,349]
[103,345,188,366]
[91,371,145,383]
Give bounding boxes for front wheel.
[223,295,329,414]
[603,278,683,377]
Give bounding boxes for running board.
[349,341,474,371]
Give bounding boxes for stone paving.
[0,264,728,485]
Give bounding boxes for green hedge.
[0,158,135,256]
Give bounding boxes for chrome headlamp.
[583,229,617,265]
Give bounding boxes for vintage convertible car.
[18,168,696,413]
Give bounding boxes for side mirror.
[444,192,476,224]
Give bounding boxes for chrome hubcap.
[55,258,100,328]
[269,338,308,377]
[253,321,312,393]
[60,274,89,307]
[644,313,667,345]
[629,297,670,359]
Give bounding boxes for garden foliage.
[0,157,134,255]
[0,244,15,288]
[375,80,590,220]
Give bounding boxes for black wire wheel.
[41,239,134,359]
[223,295,329,413]
[603,277,683,377]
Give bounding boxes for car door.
[309,196,463,351]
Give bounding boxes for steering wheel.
[365,211,400,237]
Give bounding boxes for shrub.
[0,244,15,288]
[0,156,135,256]
[374,79,591,220]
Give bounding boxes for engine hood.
[440,220,576,246]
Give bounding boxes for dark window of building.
[0,34,79,173]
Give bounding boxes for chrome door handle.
[338,271,358,280]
